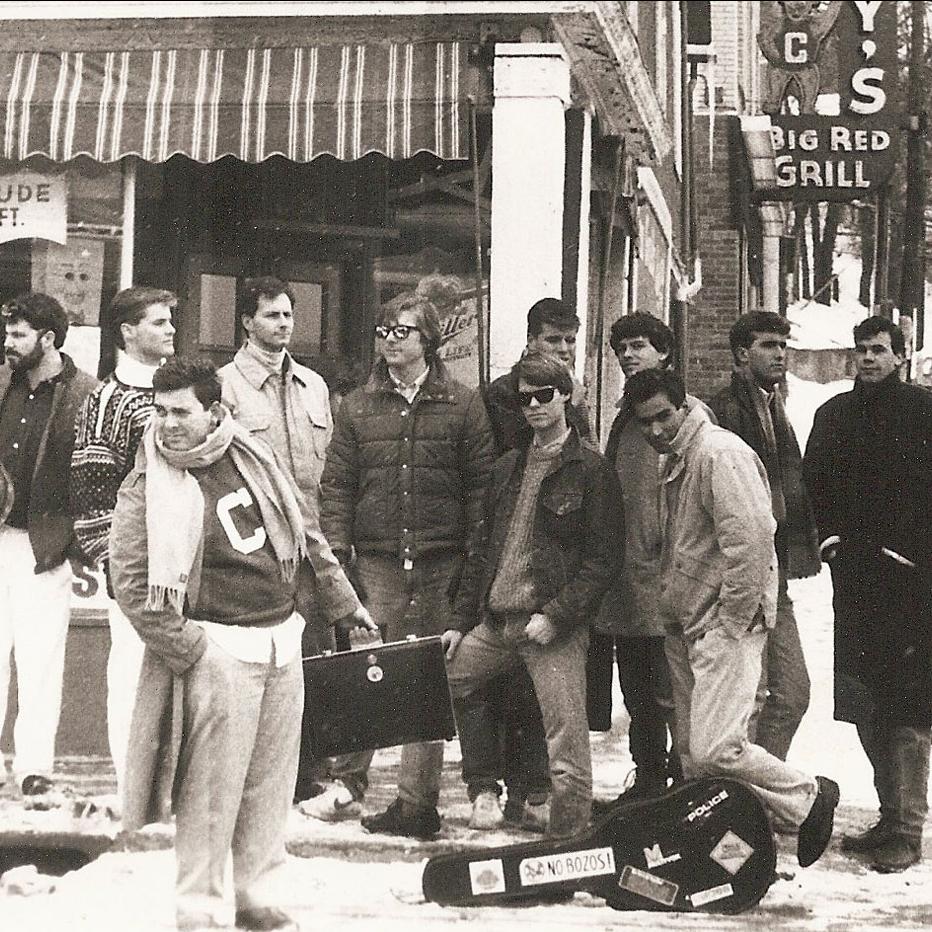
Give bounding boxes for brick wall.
[686,114,744,400]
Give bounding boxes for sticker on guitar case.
[709,831,754,875]
[617,865,679,906]
[469,859,505,895]
[690,882,734,907]
[684,788,729,824]
[643,842,682,869]
[519,847,615,886]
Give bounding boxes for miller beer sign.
[755,1,898,201]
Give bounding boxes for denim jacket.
[453,430,624,636]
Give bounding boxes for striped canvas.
[0,42,465,164]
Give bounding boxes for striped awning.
[0,43,466,164]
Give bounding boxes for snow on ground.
[4,373,932,930]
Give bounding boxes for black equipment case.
[301,634,457,758]
[423,777,777,914]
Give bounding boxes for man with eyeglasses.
[319,291,495,838]
[0,294,97,797]
[444,350,622,838]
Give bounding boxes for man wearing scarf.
[218,276,368,812]
[708,311,821,763]
[110,358,370,932]
[804,316,932,874]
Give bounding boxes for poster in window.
[31,236,105,326]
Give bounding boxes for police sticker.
[710,831,754,875]
[469,859,506,895]
[519,847,615,887]
[684,788,729,824]
[690,882,734,907]
[617,865,679,906]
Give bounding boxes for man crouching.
[443,350,623,838]
[110,358,370,932]
[624,367,838,868]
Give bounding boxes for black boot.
[797,776,840,867]
[870,834,922,873]
[841,816,894,853]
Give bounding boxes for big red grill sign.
[755,0,899,201]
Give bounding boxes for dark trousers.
[460,664,551,803]
[588,632,679,790]
[856,714,931,841]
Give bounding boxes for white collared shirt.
[389,365,430,403]
[192,611,305,667]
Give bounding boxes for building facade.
[0,1,691,758]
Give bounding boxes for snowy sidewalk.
[3,564,932,930]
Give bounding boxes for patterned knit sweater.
[71,360,159,566]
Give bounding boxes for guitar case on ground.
[422,777,776,914]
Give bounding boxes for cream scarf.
[141,408,306,613]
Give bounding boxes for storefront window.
[0,155,123,376]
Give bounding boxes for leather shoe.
[21,774,54,796]
[797,776,840,867]
[360,798,441,839]
[234,907,298,931]
[841,817,894,854]
[870,835,922,874]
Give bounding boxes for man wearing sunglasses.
[319,291,495,838]
[444,351,622,838]
[0,294,97,797]
[484,297,590,452]
[479,297,589,831]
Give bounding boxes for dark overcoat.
[802,373,932,725]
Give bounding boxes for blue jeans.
[448,619,592,837]
[347,552,460,810]
[665,625,817,829]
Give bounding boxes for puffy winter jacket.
[320,359,495,562]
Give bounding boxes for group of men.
[0,278,928,931]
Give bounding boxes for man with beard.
[803,316,932,873]
[0,293,97,796]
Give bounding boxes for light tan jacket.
[659,405,778,642]
[219,345,332,523]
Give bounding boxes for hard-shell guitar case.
[423,777,777,914]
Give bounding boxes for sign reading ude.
[0,171,67,243]
[756,0,899,201]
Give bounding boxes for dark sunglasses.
[517,386,558,406]
[375,324,420,340]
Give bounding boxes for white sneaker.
[521,798,551,833]
[469,790,505,830]
[298,780,361,822]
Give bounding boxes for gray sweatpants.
[174,637,302,925]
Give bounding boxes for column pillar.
[490,43,571,376]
